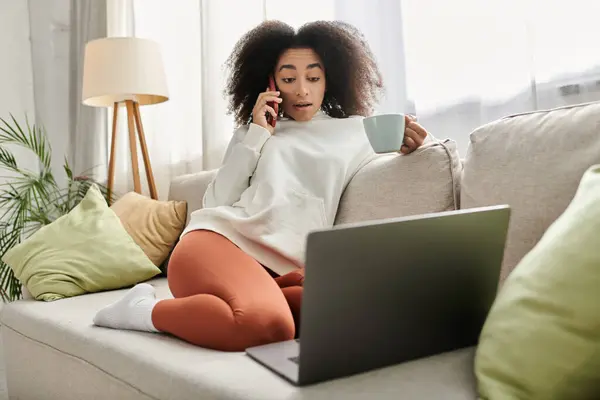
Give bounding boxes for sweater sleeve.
[202,123,271,208]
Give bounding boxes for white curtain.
[401,0,600,152]
[69,0,108,184]
[7,0,108,186]
[106,0,600,198]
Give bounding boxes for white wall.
[0,0,38,172]
[0,0,71,181]
[2,0,110,196]
[28,0,71,184]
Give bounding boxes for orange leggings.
[152,230,304,352]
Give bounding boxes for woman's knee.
[263,309,296,343]
[231,304,295,350]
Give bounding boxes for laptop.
[246,205,510,386]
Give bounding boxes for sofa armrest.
[168,170,217,223]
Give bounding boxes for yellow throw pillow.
[110,192,187,266]
[2,185,161,301]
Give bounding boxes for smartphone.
[267,75,278,128]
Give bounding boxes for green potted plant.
[0,115,114,302]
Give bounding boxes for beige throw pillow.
[111,192,187,266]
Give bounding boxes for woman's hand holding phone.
[252,88,281,135]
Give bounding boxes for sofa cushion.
[461,101,600,282]
[110,191,187,266]
[335,138,462,224]
[169,171,217,224]
[0,278,477,400]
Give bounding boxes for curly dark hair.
[224,20,384,126]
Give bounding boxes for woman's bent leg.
[280,286,303,337]
[274,270,304,336]
[151,230,295,351]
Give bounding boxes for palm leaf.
[0,114,114,302]
[0,223,23,302]
[0,115,53,172]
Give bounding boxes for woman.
[93,20,429,351]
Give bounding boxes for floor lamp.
[81,37,169,202]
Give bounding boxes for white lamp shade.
[82,37,169,107]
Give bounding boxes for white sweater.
[181,111,376,276]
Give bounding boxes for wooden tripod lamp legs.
[107,100,159,204]
[125,100,142,194]
[107,103,118,203]
[132,101,158,200]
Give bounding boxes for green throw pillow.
[3,185,161,301]
[475,165,600,399]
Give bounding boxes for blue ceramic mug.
[362,113,406,153]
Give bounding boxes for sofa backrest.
[169,138,463,227]
[170,171,216,224]
[169,102,600,287]
[461,101,600,283]
[335,139,462,225]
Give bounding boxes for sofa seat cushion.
[461,101,600,282]
[1,278,476,400]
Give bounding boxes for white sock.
[93,283,160,332]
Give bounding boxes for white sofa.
[2,102,600,399]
